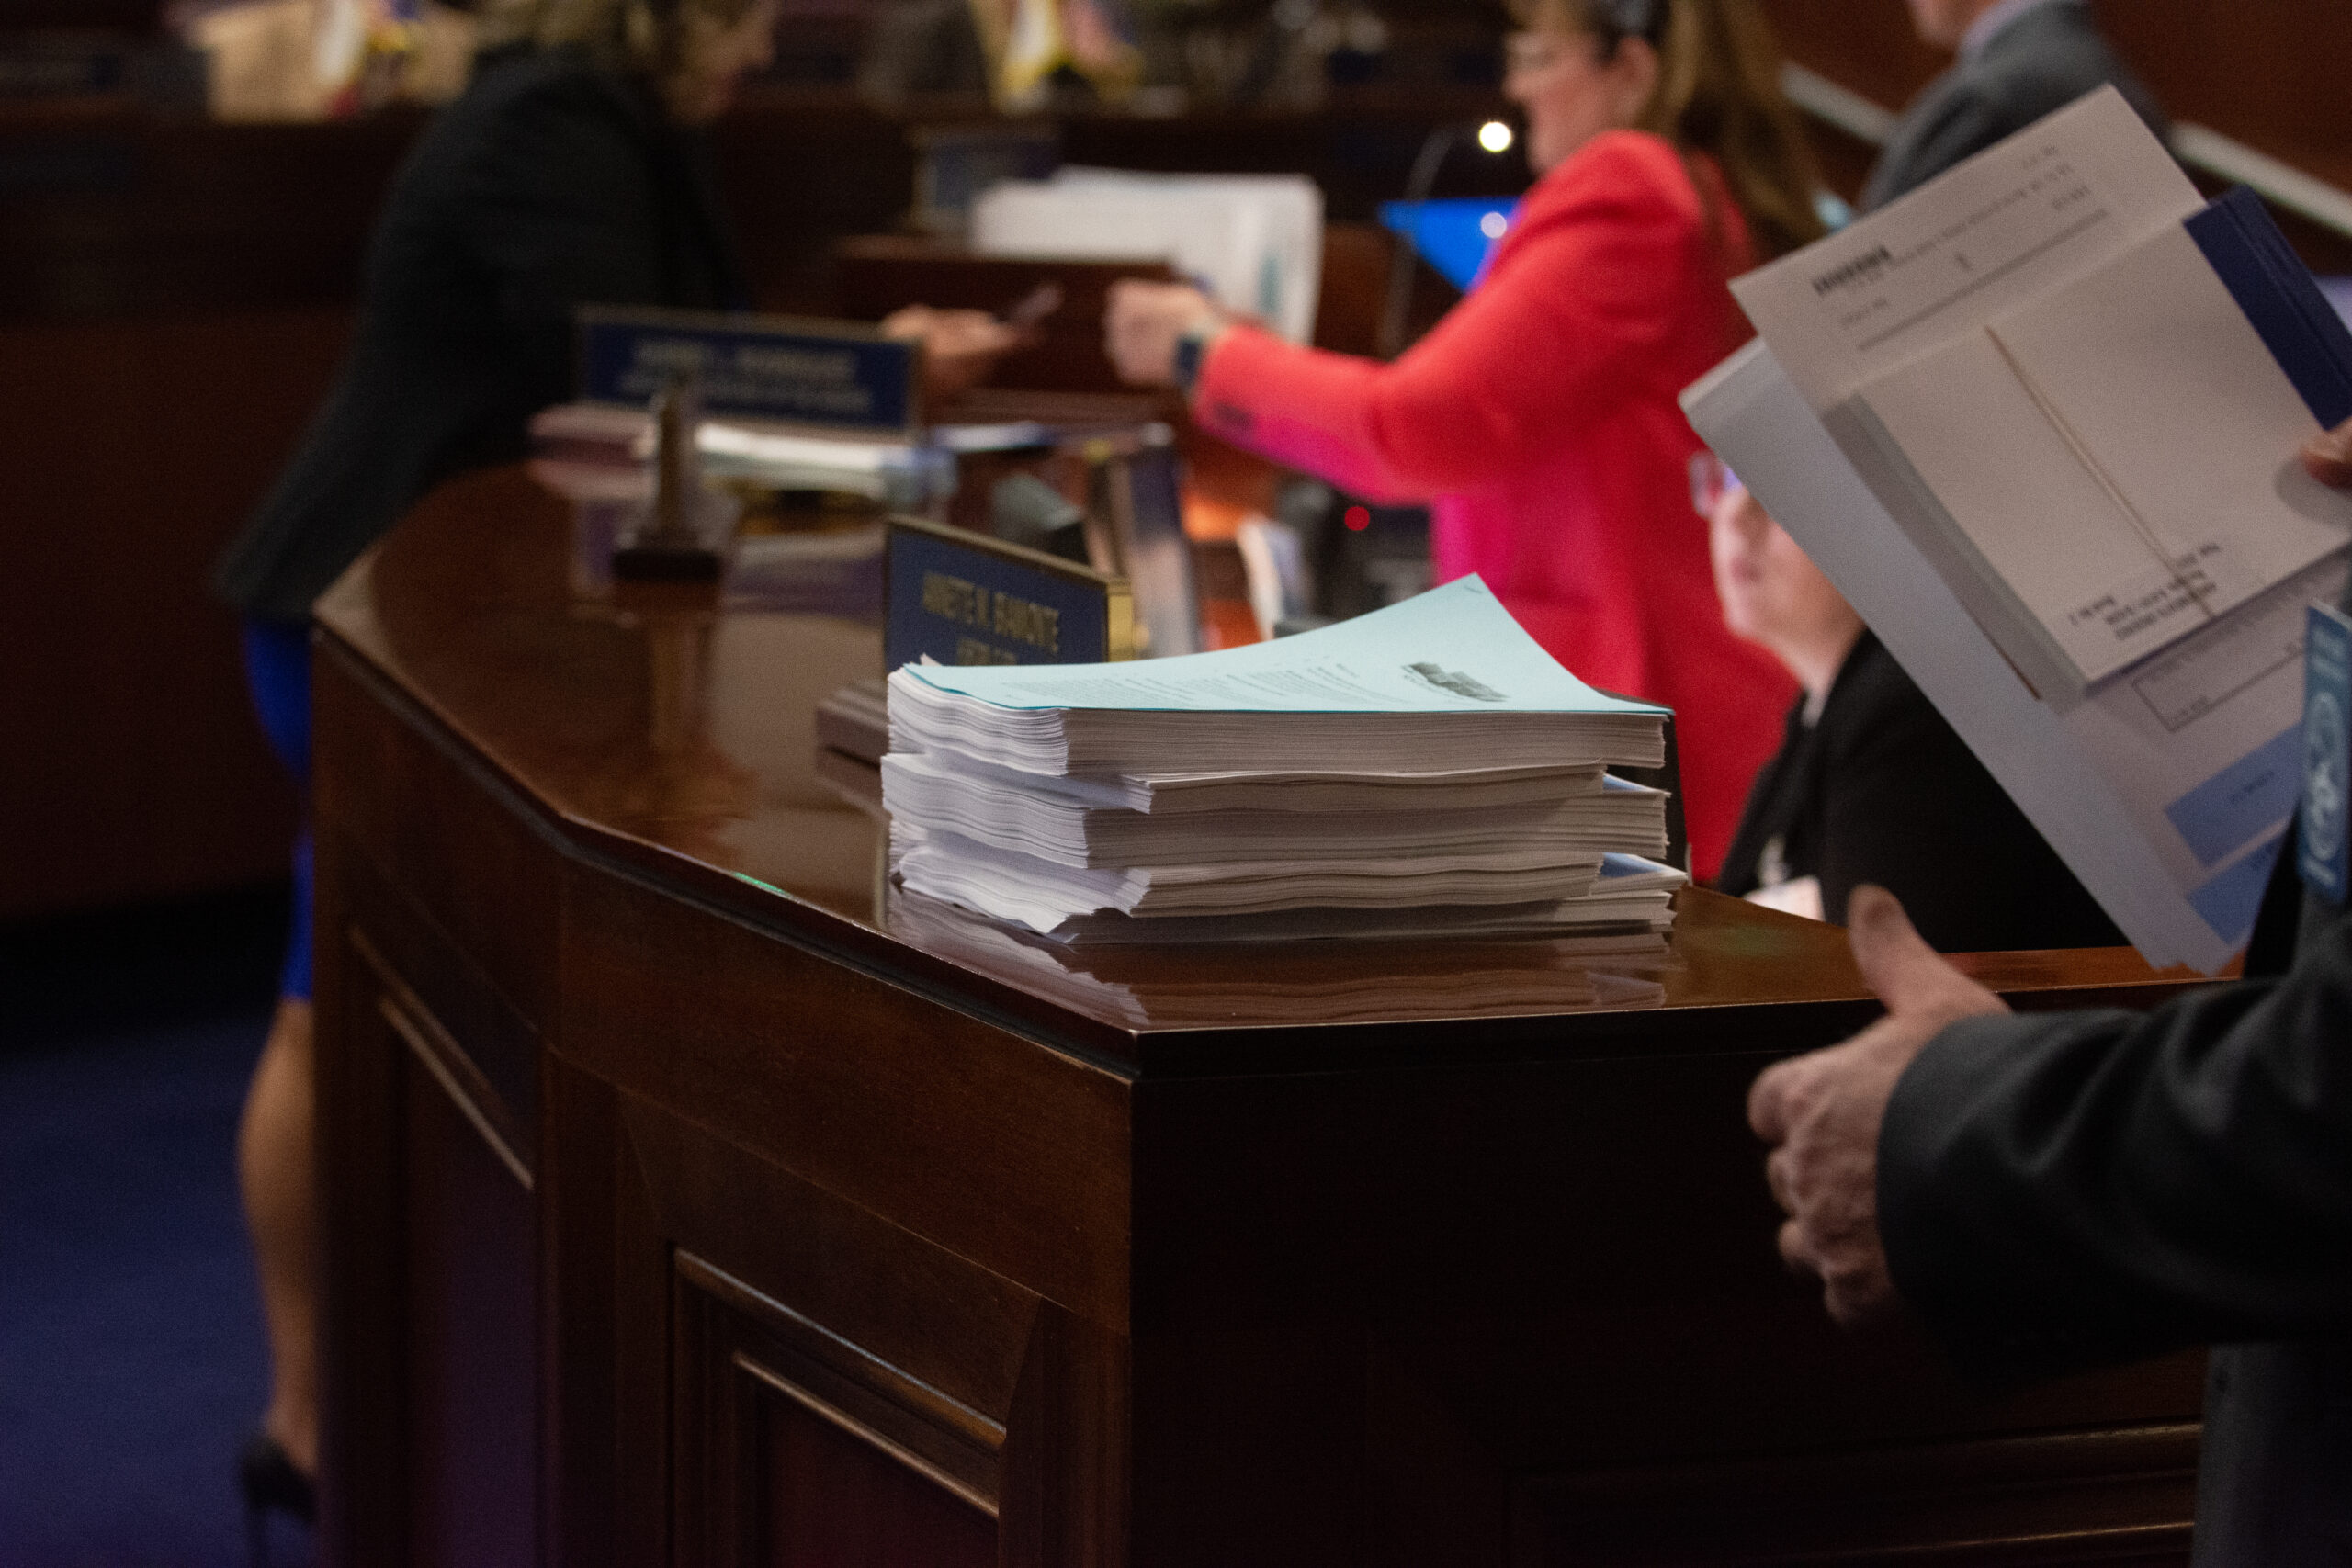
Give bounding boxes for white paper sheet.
[1731,87,2202,411]
[895,576,1664,716]
[1685,341,2333,973]
[971,169,1324,343]
[1848,216,2352,690]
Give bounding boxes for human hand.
[881,305,1029,401]
[1747,886,2009,1325]
[1103,281,1224,388]
[2303,416,2352,489]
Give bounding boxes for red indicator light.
[1343,505,1371,532]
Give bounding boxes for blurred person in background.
[209,0,1017,1534]
[1699,455,2120,951]
[859,0,1150,108]
[1106,0,1826,878]
[1863,0,2166,210]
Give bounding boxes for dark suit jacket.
[1883,834,2352,1558]
[1861,0,2169,210]
[1717,631,2122,952]
[214,44,746,622]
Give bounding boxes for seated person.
[859,0,1148,107]
[1864,0,2167,209]
[1700,454,2121,951]
[1106,0,1830,881]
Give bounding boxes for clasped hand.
[1747,417,2352,1329]
[1746,886,2007,1325]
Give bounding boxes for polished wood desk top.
[315,464,2215,1075]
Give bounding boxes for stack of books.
[881,578,1685,948]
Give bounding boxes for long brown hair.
[1514,0,1828,263]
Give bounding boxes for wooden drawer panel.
[558,863,1134,1327]
[314,637,562,1032]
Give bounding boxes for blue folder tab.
[577,307,921,434]
[2187,186,2352,429]
[1378,199,1520,292]
[2299,602,2352,904]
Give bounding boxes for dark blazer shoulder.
[400,45,662,194]
[1863,3,2166,208]
[1813,634,1940,769]
[1972,3,2168,140]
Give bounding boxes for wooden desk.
[312,465,2211,1568]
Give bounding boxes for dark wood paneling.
[0,308,342,919]
[2095,2,2352,177]
[314,642,566,1032]
[670,1262,1003,1568]
[755,1386,998,1568]
[621,1089,1044,1437]
[1514,1423,2197,1567]
[317,846,544,1568]
[0,104,416,321]
[313,826,407,1568]
[1135,1055,2200,1461]
[1001,1304,1132,1568]
[394,997,538,1568]
[1765,0,2352,195]
[560,860,1135,1326]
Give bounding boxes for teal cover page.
[898,577,1662,716]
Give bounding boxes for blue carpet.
[0,1009,309,1567]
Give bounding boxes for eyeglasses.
[1689,451,1743,519]
[1502,30,1580,74]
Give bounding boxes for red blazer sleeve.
[1192,132,1717,502]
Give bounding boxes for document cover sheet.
[897,577,1664,717]
[1688,339,2330,973]
[1733,86,2352,701]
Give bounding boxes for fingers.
[1847,885,2006,1023]
[2304,418,2352,489]
[1763,1144,1797,1215]
[1747,1055,1801,1143]
[1776,1216,1815,1275]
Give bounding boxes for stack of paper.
[887,885,1668,1032]
[527,402,956,512]
[970,169,1323,343]
[1687,87,2352,973]
[881,577,1686,944]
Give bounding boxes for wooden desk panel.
[312,465,2214,1567]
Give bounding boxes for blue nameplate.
[2298,602,2352,903]
[577,307,920,434]
[885,517,1134,671]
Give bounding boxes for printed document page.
[1851,217,2352,689]
[1686,341,2332,973]
[897,577,1665,717]
[1732,87,2202,411]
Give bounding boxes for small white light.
[1476,119,1514,154]
[1479,210,1509,240]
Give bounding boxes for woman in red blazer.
[1107,0,1825,877]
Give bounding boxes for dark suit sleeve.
[1813,648,2120,951]
[453,75,675,410]
[1869,79,2016,200]
[1880,917,2352,1382]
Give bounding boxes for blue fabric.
[241,620,313,1000]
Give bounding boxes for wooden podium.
[311,467,2211,1568]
